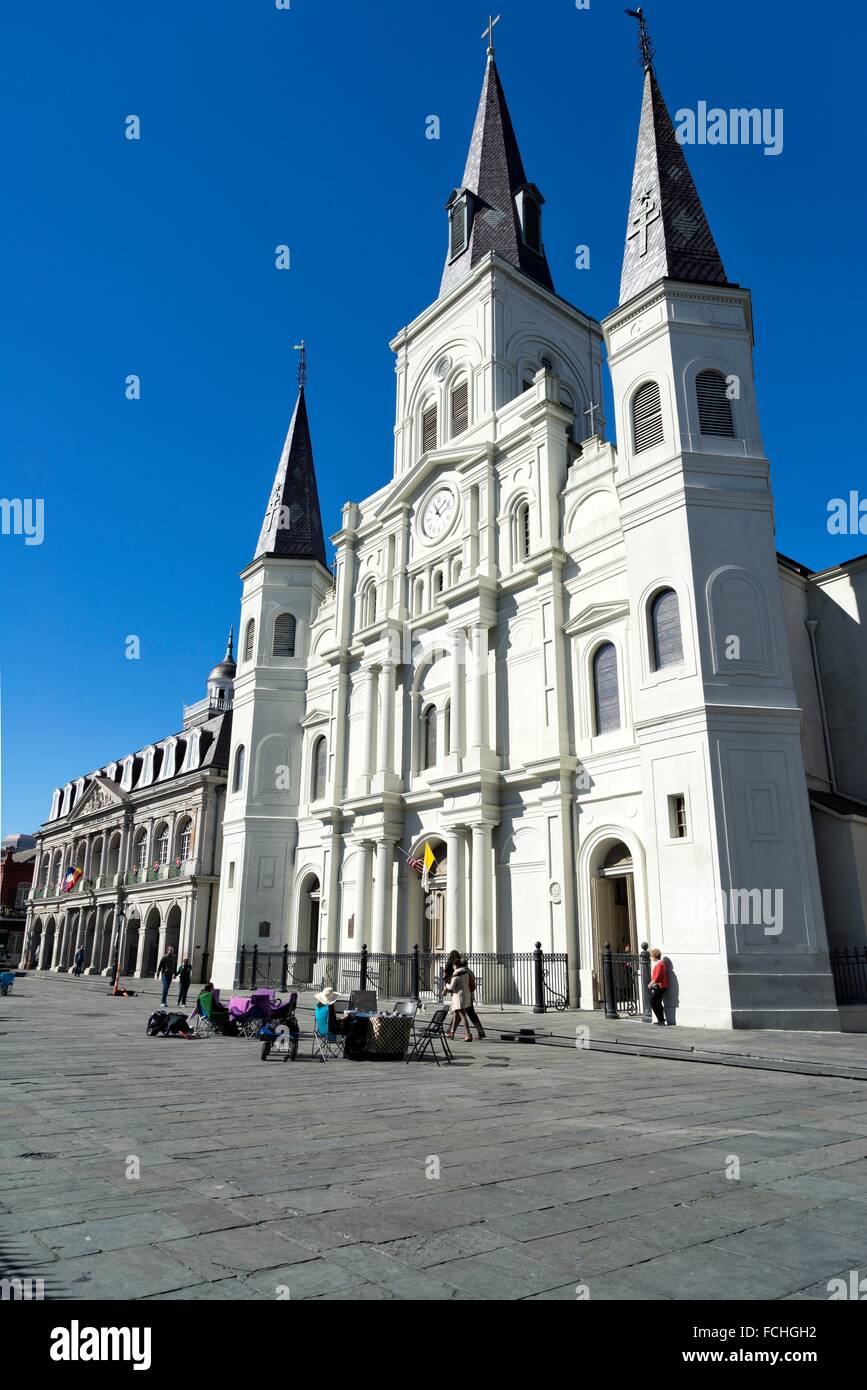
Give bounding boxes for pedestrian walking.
[442,949,486,1040]
[648,948,668,1025]
[73,946,85,977]
[175,956,192,1006]
[156,945,176,1006]
[445,956,475,1042]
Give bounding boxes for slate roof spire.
[439,49,554,298]
[619,18,729,306]
[254,364,326,567]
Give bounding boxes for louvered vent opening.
[632,381,664,453]
[450,199,467,258]
[523,196,541,252]
[696,370,735,437]
[273,613,296,657]
[422,405,438,453]
[451,381,469,437]
[593,643,621,736]
[243,620,256,662]
[651,589,683,671]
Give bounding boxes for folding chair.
[350,989,377,1013]
[312,1021,346,1061]
[406,1005,452,1065]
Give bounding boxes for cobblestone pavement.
[3,973,867,1301]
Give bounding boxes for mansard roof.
[254,385,327,567]
[619,65,730,306]
[439,53,554,299]
[46,711,232,828]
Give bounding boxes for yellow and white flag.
[421,842,436,892]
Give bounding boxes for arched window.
[273,612,296,657]
[156,825,170,866]
[433,570,444,600]
[632,380,664,453]
[135,831,148,873]
[233,745,246,793]
[414,579,425,615]
[177,819,193,861]
[311,737,327,802]
[444,700,451,756]
[451,380,469,437]
[592,643,621,736]
[421,403,438,453]
[243,619,256,663]
[363,584,377,626]
[423,705,437,770]
[650,589,684,671]
[517,502,531,561]
[696,369,735,437]
[452,559,463,586]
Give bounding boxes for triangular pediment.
[66,776,127,821]
[377,444,490,519]
[564,600,629,636]
[300,708,330,729]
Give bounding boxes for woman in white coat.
[446,957,474,1042]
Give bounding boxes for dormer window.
[516,185,544,254]
[449,194,469,259]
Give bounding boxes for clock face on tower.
[421,487,457,540]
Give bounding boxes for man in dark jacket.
[156,945,176,1005]
[175,957,192,1006]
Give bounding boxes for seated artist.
[314,986,367,1057]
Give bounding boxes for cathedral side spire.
[253,353,327,568]
[439,30,554,299]
[619,12,729,306]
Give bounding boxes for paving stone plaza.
[3,973,867,1303]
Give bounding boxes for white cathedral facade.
[25,40,867,1029]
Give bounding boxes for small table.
[356,1013,413,1060]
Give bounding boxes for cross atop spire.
[482,13,500,56]
[439,47,554,298]
[619,40,730,305]
[293,339,307,390]
[253,359,327,568]
[625,7,655,72]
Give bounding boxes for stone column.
[106,911,120,975]
[471,823,494,953]
[370,839,394,955]
[445,828,466,952]
[468,626,489,753]
[376,662,395,776]
[358,667,378,791]
[53,917,67,972]
[134,923,147,977]
[449,629,465,756]
[355,841,374,948]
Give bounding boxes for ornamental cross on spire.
[625,7,655,71]
[482,13,500,55]
[627,189,661,256]
[293,339,307,390]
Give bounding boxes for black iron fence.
[237,942,569,1011]
[601,943,652,1023]
[829,946,867,1005]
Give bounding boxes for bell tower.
[211,348,332,987]
[603,16,838,1028]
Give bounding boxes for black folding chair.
[350,989,377,1013]
[406,1005,452,1065]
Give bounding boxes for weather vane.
[482,13,500,56]
[293,339,307,390]
[625,7,655,71]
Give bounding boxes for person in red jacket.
[649,948,668,1025]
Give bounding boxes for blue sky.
[1,0,863,836]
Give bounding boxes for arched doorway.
[295,873,321,985]
[96,910,114,973]
[42,916,56,970]
[83,911,97,971]
[123,916,141,975]
[142,907,161,976]
[590,840,637,1005]
[29,917,43,968]
[164,904,182,958]
[408,836,448,955]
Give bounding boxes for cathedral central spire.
[439,41,554,299]
[253,358,327,568]
[619,15,729,306]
